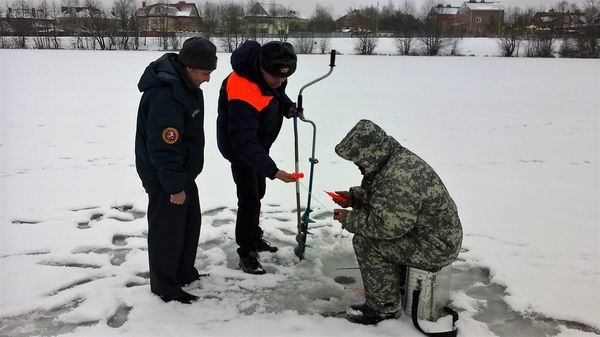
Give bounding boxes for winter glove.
[333,190,352,208]
[285,105,304,119]
[333,208,350,222]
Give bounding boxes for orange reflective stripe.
[226,71,273,112]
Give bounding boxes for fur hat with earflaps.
[259,41,297,77]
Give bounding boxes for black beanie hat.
[178,37,217,70]
[259,41,297,77]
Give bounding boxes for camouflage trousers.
[353,234,448,313]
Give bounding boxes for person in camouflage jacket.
[332,119,463,325]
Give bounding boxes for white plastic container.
[402,265,452,321]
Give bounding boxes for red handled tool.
[325,191,348,203]
[291,172,304,180]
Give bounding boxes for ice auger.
[293,50,337,260]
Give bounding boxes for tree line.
[1,0,598,58]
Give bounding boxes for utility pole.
[375,1,379,36]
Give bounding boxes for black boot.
[256,238,278,253]
[345,303,398,325]
[154,289,198,304]
[181,273,210,291]
[238,250,266,275]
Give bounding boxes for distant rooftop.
[432,5,460,15]
[463,1,504,11]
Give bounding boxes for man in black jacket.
[217,41,297,274]
[135,37,217,303]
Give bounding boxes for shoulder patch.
[226,72,273,112]
[162,127,179,144]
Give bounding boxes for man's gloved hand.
[286,106,304,119]
[333,208,350,223]
[275,169,296,183]
[333,191,352,208]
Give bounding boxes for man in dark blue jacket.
[135,37,217,303]
[217,41,297,274]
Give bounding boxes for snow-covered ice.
[0,47,598,337]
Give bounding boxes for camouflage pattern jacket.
[335,120,463,270]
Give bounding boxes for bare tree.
[308,4,335,33]
[219,2,246,52]
[378,0,400,33]
[420,35,448,55]
[80,0,110,50]
[48,1,61,48]
[318,37,330,54]
[31,0,59,49]
[354,31,378,54]
[112,0,135,50]
[498,6,522,56]
[560,0,600,57]
[349,5,379,54]
[394,1,420,55]
[202,1,219,37]
[396,17,419,55]
[10,0,31,48]
[400,0,417,16]
[153,1,170,50]
[32,0,47,48]
[131,14,139,49]
[525,4,558,58]
[293,33,314,54]
[498,35,520,56]
[420,12,452,55]
[555,0,571,13]
[526,35,555,57]
[360,5,378,33]
[0,6,7,48]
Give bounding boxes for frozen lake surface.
[1,49,599,337]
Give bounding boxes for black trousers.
[231,163,266,255]
[147,182,201,296]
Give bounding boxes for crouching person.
[332,120,463,325]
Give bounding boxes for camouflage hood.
[335,120,398,177]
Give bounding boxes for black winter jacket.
[217,41,294,179]
[135,53,205,193]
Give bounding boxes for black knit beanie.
[259,41,297,77]
[178,37,217,70]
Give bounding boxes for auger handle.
[330,50,336,67]
[298,50,337,100]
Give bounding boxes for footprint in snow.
[77,212,103,229]
[202,206,228,216]
[11,219,42,225]
[0,298,99,336]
